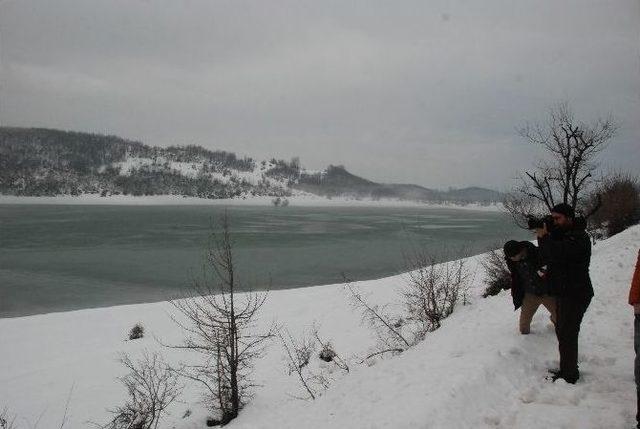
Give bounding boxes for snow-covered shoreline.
[0,194,503,211]
[1,226,637,428]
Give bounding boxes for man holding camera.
[536,203,593,384]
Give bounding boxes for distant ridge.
[0,127,502,204]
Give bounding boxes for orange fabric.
[628,250,640,305]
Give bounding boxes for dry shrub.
[346,248,469,363]
[587,172,640,237]
[277,327,348,400]
[480,249,511,298]
[102,352,181,429]
[403,249,469,343]
[128,324,144,340]
[0,408,16,429]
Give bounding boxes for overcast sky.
[1,0,638,189]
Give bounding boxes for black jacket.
[537,217,593,298]
[505,241,549,310]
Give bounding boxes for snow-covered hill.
[0,226,638,428]
[1,127,502,204]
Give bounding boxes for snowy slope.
[235,228,639,429]
[0,226,638,428]
[112,156,291,188]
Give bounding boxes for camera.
[527,215,554,230]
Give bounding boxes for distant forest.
[0,127,284,198]
[0,127,503,204]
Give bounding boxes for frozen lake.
[0,204,528,317]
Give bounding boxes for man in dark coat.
[536,203,593,384]
[504,240,556,334]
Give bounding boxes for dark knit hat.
[503,240,523,258]
[551,203,575,219]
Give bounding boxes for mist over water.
[0,204,529,317]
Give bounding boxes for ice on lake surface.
[0,204,528,317]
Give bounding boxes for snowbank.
[0,226,637,428]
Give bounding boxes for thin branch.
[359,348,404,363]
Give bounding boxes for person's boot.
[549,370,578,384]
[544,370,562,382]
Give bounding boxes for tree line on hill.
[0,127,503,204]
[0,127,287,198]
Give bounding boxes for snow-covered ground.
[0,194,503,211]
[112,156,273,184]
[1,226,637,428]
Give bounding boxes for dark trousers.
[555,294,591,383]
[634,314,640,426]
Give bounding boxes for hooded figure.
[504,240,556,334]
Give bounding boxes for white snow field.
[0,225,638,428]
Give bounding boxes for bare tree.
[102,352,181,429]
[505,101,616,226]
[168,212,274,425]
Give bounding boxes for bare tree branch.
[507,101,617,222]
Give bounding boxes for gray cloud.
[1,0,638,188]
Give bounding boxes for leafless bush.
[128,324,144,340]
[1,408,17,429]
[586,172,640,237]
[101,352,181,429]
[314,331,349,372]
[168,212,274,425]
[277,327,349,400]
[480,249,511,297]
[317,344,335,362]
[346,249,469,364]
[346,284,409,362]
[402,249,469,343]
[278,328,322,400]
